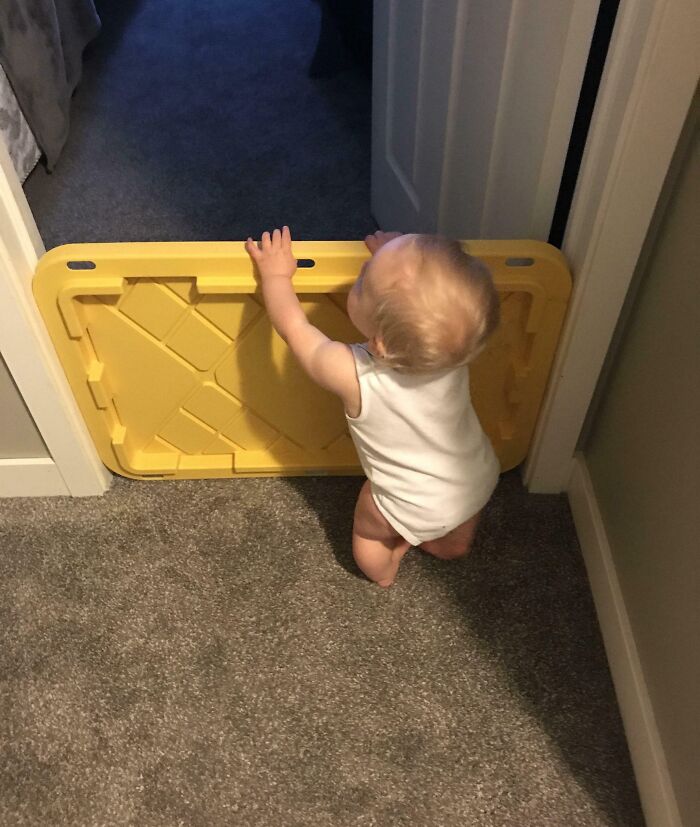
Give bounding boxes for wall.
[583,103,699,824]
[0,352,48,459]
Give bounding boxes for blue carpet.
[24,0,377,247]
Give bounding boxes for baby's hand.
[364,230,403,255]
[245,226,297,281]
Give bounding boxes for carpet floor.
[1,473,644,826]
[24,0,376,246]
[13,0,644,824]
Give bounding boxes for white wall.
[0,353,48,459]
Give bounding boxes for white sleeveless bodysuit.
[346,344,500,546]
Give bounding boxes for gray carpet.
[14,1,644,823]
[1,473,644,825]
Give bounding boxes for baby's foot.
[376,543,410,588]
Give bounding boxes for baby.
[245,227,500,587]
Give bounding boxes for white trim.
[524,0,699,492]
[567,456,683,827]
[0,457,70,497]
[0,139,111,496]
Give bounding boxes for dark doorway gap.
[549,0,621,248]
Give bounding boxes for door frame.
[524,0,698,492]
[0,140,110,496]
[0,0,696,496]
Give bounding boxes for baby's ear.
[370,335,387,359]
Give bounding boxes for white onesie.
[346,344,500,546]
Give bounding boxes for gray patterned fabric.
[0,63,41,182]
[0,0,100,171]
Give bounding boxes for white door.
[371,0,599,239]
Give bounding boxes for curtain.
[0,0,101,169]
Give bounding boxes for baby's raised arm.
[245,227,359,413]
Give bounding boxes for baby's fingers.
[245,237,261,260]
[364,233,381,253]
[272,226,293,249]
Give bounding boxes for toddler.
[245,227,500,587]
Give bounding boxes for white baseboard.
[0,457,69,497]
[568,455,682,827]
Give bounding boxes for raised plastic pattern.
[33,241,570,479]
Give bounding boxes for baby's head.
[348,234,499,372]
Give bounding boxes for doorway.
[22,0,378,248]
[4,0,695,501]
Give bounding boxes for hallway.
[3,2,646,824]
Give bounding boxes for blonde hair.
[372,235,499,373]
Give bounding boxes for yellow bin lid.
[33,240,570,479]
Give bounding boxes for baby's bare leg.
[352,480,410,587]
[419,509,482,561]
